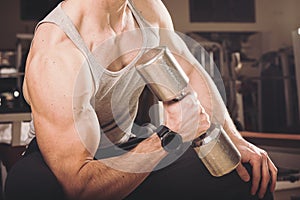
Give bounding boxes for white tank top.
[29,0,160,148]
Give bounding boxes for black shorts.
[5,138,274,200]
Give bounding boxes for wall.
[0,0,300,52]
[162,0,300,53]
[162,0,300,132]
[0,0,37,50]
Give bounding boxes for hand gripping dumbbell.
[135,46,241,177]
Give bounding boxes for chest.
[88,29,144,72]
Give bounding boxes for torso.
[24,0,162,147]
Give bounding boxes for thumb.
[236,163,251,182]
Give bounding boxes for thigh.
[4,151,66,200]
[126,147,274,200]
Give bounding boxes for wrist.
[155,125,183,153]
[134,133,165,154]
[222,119,244,141]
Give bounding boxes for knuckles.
[252,154,262,162]
[261,150,268,158]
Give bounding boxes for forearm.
[160,31,243,141]
[189,68,244,144]
[63,135,166,200]
[71,161,146,200]
[189,63,244,142]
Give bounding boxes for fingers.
[249,154,262,196]
[234,140,278,199]
[268,159,278,192]
[236,163,251,182]
[163,92,210,142]
[178,95,210,138]
[257,151,270,199]
[198,105,210,134]
[248,149,278,199]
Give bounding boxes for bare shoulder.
[24,23,84,110]
[131,0,174,29]
[30,23,83,67]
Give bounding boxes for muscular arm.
[24,25,166,199]
[152,2,277,198]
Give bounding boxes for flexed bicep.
[25,45,100,188]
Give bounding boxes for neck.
[63,0,129,33]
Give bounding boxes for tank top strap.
[127,0,152,28]
[128,0,160,50]
[34,2,102,91]
[34,1,159,92]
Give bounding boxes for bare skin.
[23,0,277,199]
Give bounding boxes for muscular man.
[5,0,277,199]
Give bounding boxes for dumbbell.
[135,46,241,177]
